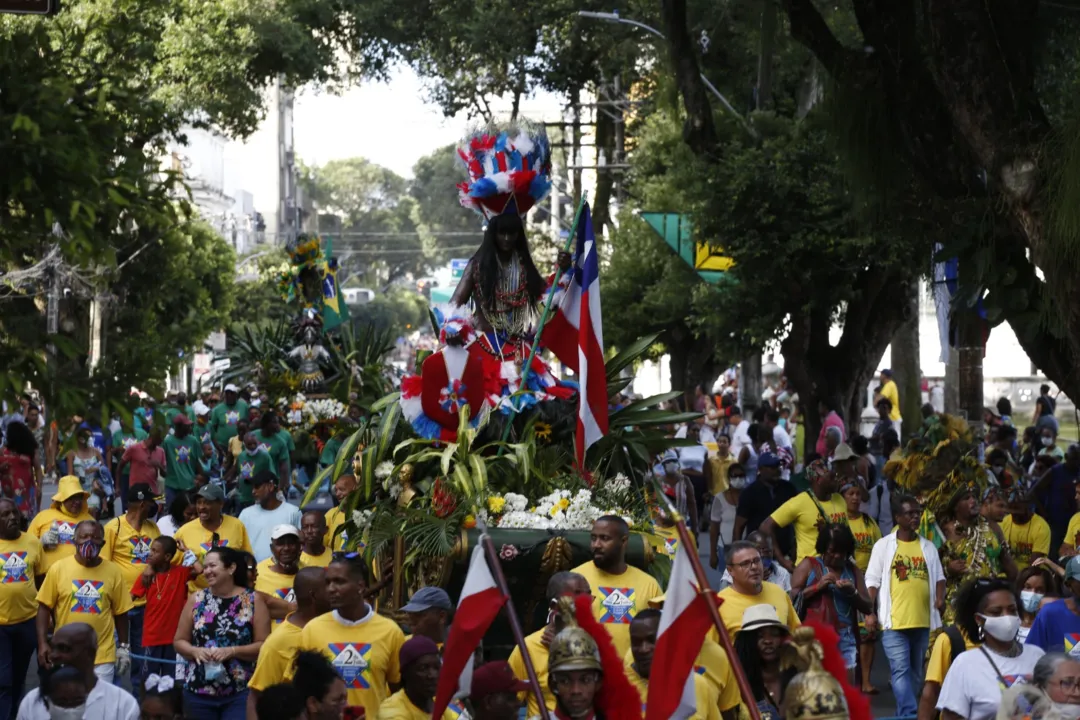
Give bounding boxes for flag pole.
[480,533,552,720]
[497,192,589,449]
[651,481,763,720]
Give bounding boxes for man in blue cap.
[732,452,796,560]
[402,586,452,648]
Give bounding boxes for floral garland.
[468,487,635,531]
[281,393,346,432]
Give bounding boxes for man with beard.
[0,498,43,717]
[571,516,662,658]
[376,635,457,718]
[254,524,303,623]
[299,553,405,719]
[36,521,131,683]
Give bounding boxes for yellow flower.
[549,506,560,517]
[535,421,553,442]
[464,514,477,529]
[558,498,570,511]
[487,496,506,514]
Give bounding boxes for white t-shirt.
[18,679,139,720]
[678,444,708,473]
[239,501,303,563]
[156,514,181,538]
[710,492,738,546]
[729,420,752,458]
[937,643,1045,720]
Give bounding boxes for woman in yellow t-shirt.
[841,478,882,694]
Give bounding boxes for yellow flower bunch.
[487,496,506,514]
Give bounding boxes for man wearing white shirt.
[17,623,139,720]
[726,406,752,458]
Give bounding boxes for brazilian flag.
[321,237,349,331]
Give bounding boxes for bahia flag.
[644,541,716,720]
[433,542,507,719]
[541,203,609,469]
[321,237,350,331]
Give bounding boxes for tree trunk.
[593,106,616,234]
[892,281,921,439]
[740,354,763,414]
[660,0,719,154]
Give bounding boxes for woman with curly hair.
[0,420,42,518]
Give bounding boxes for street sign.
[0,0,56,14]
[639,212,733,284]
[450,258,469,280]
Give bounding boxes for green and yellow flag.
[321,237,349,331]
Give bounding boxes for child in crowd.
[131,536,198,679]
[141,673,183,720]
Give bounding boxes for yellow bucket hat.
[52,476,89,504]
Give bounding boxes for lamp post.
[577,10,756,138]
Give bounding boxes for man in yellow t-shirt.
[28,476,93,575]
[173,484,252,592]
[508,571,592,717]
[377,635,458,719]
[1002,499,1051,571]
[571,516,662,658]
[878,370,902,427]
[625,610,720,719]
[100,483,160,690]
[299,553,405,718]
[0,497,44,711]
[466,661,530,720]
[36,519,133,683]
[300,510,332,567]
[323,474,358,551]
[247,567,329,718]
[713,541,800,640]
[255,524,302,622]
[761,456,846,568]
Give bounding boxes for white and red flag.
[432,543,506,718]
[644,541,716,720]
[542,203,608,469]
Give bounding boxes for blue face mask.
[778,418,788,429]
[761,557,774,572]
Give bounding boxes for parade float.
[221,120,699,642]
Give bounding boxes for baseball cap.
[758,452,782,468]
[172,413,192,426]
[192,400,210,417]
[470,661,529,702]
[251,469,278,487]
[1066,556,1080,583]
[224,384,239,393]
[270,524,300,541]
[196,484,225,502]
[399,636,440,670]
[401,587,452,613]
[740,604,790,634]
[832,443,858,462]
[127,483,155,503]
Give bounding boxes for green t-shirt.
[111,429,148,478]
[209,400,250,446]
[320,435,344,467]
[276,429,296,478]
[163,433,203,490]
[254,430,289,476]
[161,404,183,426]
[234,449,274,503]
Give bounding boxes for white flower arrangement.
[282,393,346,432]
[493,488,627,531]
[352,509,374,529]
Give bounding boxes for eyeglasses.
[1055,677,1080,692]
[731,557,763,570]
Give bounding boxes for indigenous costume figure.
[400,121,576,442]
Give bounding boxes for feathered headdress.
[456,120,552,220]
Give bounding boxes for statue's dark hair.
[475,213,544,314]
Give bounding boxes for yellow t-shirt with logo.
[712,581,800,641]
[769,492,848,564]
[889,539,931,630]
[572,561,663,659]
[255,558,299,622]
[624,654,721,720]
[299,610,406,718]
[36,556,132,664]
[301,547,332,568]
[28,508,94,575]
[376,689,456,719]
[848,514,882,572]
[173,516,253,593]
[324,506,349,551]
[925,628,977,684]
[249,616,304,691]
[1065,512,1080,554]
[0,533,44,624]
[648,525,697,558]
[508,628,552,716]
[100,516,160,608]
[1001,515,1051,571]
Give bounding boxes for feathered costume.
[399,121,576,442]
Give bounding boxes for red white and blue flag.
[542,203,608,469]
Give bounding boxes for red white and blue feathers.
[456,121,552,220]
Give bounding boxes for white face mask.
[1043,436,1056,447]
[1020,590,1044,613]
[1054,703,1080,720]
[978,613,1021,642]
[48,705,86,720]
[729,476,748,490]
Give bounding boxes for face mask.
[729,476,747,490]
[761,557,774,572]
[48,705,86,720]
[663,462,679,475]
[1044,436,1056,447]
[1053,704,1080,720]
[77,541,101,560]
[778,418,788,429]
[978,613,1021,642]
[1020,590,1044,613]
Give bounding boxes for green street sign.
[0,0,56,14]
[639,212,733,284]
